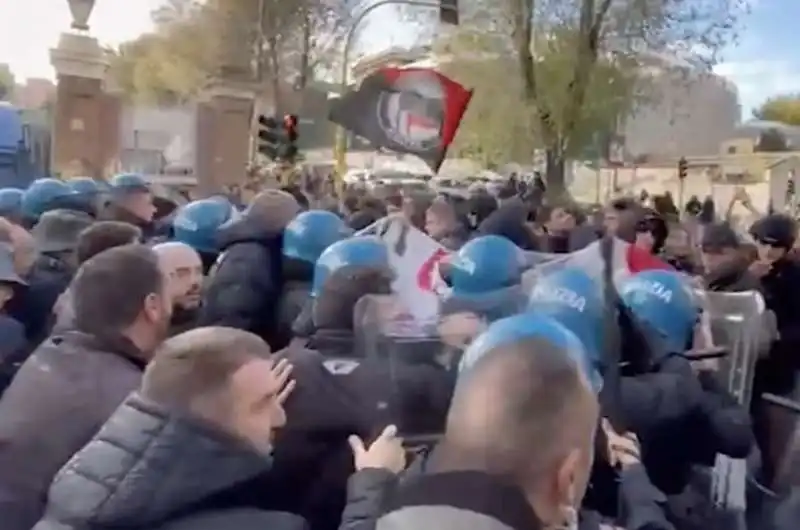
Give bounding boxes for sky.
[0,0,797,120]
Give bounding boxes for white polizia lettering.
[531,285,586,312]
[637,280,673,303]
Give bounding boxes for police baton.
[683,346,729,361]
[762,393,800,414]
[599,236,626,432]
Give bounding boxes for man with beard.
[154,242,204,335]
[0,244,173,530]
[700,222,760,292]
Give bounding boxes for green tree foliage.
[107,0,359,105]
[434,0,748,195]
[0,63,15,100]
[438,30,537,166]
[107,0,216,104]
[752,94,800,126]
[438,24,641,173]
[755,128,789,152]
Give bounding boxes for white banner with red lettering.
[359,215,647,323]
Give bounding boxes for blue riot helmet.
[528,268,604,377]
[21,178,74,222]
[459,313,602,393]
[108,173,155,224]
[172,198,234,255]
[109,173,149,194]
[0,188,23,219]
[449,235,521,296]
[284,210,353,265]
[67,177,102,196]
[618,269,698,355]
[66,177,105,213]
[311,236,389,297]
[207,194,233,208]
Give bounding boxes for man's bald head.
[153,242,203,309]
[442,337,598,483]
[153,242,201,267]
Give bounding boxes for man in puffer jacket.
[199,190,301,350]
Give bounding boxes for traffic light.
[283,114,298,161]
[258,114,284,160]
[439,0,459,25]
[678,157,688,180]
[258,114,299,162]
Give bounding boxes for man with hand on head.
[31,327,300,530]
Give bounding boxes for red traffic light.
[284,114,298,142]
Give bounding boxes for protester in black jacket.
[0,242,28,392]
[199,190,300,350]
[747,214,800,486]
[8,209,92,345]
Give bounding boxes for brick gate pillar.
[49,32,120,180]
[195,80,256,197]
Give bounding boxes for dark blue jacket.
[198,216,285,349]
[0,314,26,393]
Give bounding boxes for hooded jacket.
[0,314,27,393]
[198,215,285,349]
[31,393,308,530]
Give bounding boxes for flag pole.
[334,0,459,191]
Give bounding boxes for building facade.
[623,53,741,160]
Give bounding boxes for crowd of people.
[0,171,796,530]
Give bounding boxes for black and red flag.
[329,67,472,172]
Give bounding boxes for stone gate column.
[195,80,257,197]
[49,2,120,179]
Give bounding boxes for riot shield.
[699,290,768,525]
[704,290,769,406]
[354,289,525,447]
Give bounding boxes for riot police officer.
[172,198,238,274]
[103,173,156,237]
[279,210,352,344]
[0,188,23,223]
[618,270,752,498]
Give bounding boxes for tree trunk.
[545,147,569,201]
[297,11,311,90]
[267,37,282,113]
